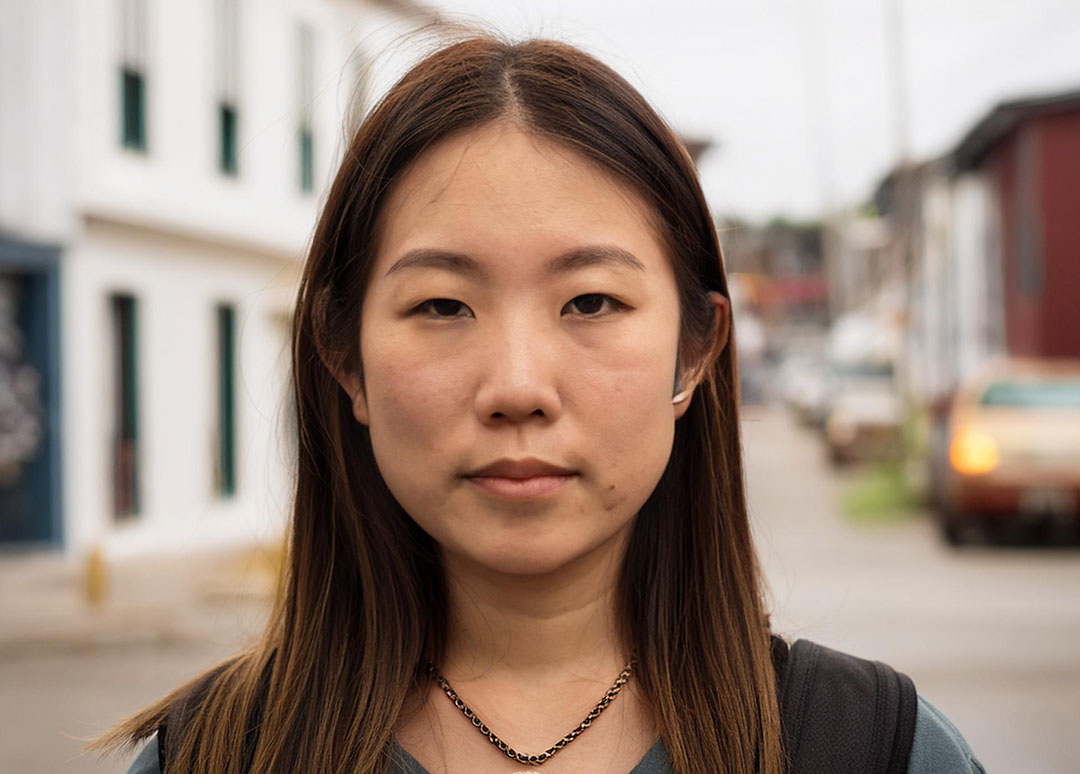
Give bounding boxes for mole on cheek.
[601,482,627,512]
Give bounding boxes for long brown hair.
[92,34,783,774]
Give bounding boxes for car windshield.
[832,361,894,381]
[979,379,1080,408]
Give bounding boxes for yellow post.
[85,544,108,607]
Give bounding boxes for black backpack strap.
[778,639,918,774]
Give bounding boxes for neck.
[439,530,632,683]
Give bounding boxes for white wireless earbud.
[672,373,688,404]
[672,376,689,403]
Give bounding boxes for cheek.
[581,308,680,414]
[360,329,469,478]
[578,334,679,511]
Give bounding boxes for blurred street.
[744,406,1080,774]
[0,550,273,774]
[1,406,1077,773]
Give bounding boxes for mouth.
[464,457,578,500]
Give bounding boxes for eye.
[414,298,473,319]
[562,293,625,317]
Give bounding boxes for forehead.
[373,122,672,277]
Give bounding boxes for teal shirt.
[126,695,985,774]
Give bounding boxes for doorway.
[0,238,61,547]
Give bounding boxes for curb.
[0,547,277,658]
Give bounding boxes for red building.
[953,90,1080,358]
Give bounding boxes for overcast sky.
[418,0,1080,221]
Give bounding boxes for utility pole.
[883,0,911,165]
[881,0,914,295]
[797,0,846,321]
[799,0,835,216]
[882,0,920,488]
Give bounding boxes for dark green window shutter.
[300,124,314,193]
[219,103,238,176]
[121,67,147,151]
[111,294,140,518]
[216,304,237,497]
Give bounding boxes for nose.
[473,314,563,425]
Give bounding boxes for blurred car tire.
[938,506,968,547]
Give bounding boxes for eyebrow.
[384,245,647,278]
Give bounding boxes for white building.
[0,0,435,557]
[868,161,1006,409]
[903,168,1005,405]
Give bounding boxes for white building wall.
[903,169,1005,409]
[913,176,954,402]
[69,0,435,254]
[0,0,79,241]
[73,0,350,256]
[63,220,299,557]
[0,0,435,556]
[951,173,1005,381]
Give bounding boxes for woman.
[97,35,984,774]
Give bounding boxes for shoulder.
[909,695,986,774]
[126,732,161,774]
[777,638,989,774]
[777,639,985,774]
[779,638,918,768]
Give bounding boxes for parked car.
[938,358,1080,545]
[822,359,903,465]
[779,353,833,428]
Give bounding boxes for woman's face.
[348,122,708,577]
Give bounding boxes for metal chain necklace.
[425,655,637,767]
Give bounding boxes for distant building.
[952,89,1080,360]
[0,0,434,556]
[871,156,1004,406]
[720,220,830,349]
[870,86,1080,410]
[821,214,895,326]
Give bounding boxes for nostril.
[488,409,546,420]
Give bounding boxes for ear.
[673,291,731,419]
[337,369,370,426]
[316,342,370,427]
[311,286,370,426]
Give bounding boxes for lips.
[466,458,576,479]
[465,458,577,500]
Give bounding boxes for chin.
[450,526,631,579]
[478,550,583,578]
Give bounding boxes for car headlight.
[949,428,999,474]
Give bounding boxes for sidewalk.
[0,545,278,658]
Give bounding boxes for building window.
[219,103,238,175]
[110,294,140,518]
[215,304,237,497]
[119,0,148,152]
[216,0,240,176]
[121,68,146,150]
[299,124,314,193]
[297,23,315,194]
